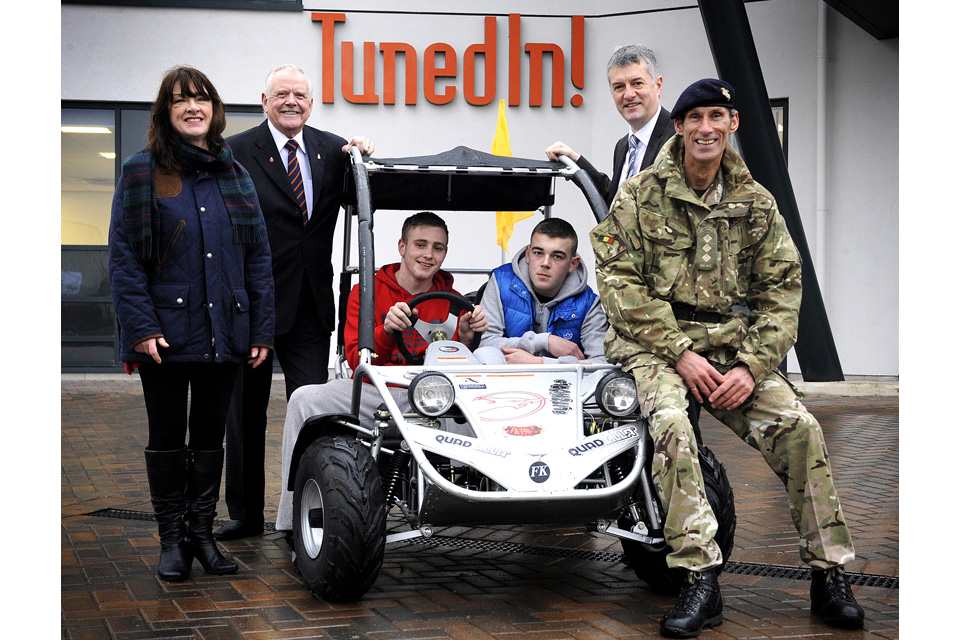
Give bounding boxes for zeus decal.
[311,13,586,108]
[549,379,572,415]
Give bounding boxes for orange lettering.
[311,12,345,104]
[381,43,418,105]
[311,13,585,109]
[571,15,584,107]
[508,13,522,106]
[464,16,497,106]
[424,43,457,105]
[341,41,379,104]
[526,43,564,107]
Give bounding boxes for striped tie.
[625,135,642,180]
[284,139,308,225]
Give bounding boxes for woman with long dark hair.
[108,66,274,581]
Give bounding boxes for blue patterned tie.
[284,139,308,225]
[625,135,643,180]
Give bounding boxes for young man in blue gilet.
[475,218,608,365]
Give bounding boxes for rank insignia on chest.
[696,227,716,270]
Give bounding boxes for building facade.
[60,0,899,377]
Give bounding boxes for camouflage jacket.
[590,136,801,382]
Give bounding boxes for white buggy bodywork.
[285,147,735,602]
[352,341,654,531]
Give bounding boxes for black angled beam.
[698,0,844,381]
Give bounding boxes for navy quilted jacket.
[108,166,274,365]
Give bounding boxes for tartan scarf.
[120,135,262,263]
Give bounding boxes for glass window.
[727,100,788,165]
[120,109,150,169]
[61,108,116,246]
[61,246,118,369]
[770,98,789,164]
[225,112,266,138]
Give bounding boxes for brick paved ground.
[62,377,898,639]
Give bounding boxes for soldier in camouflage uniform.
[590,79,864,638]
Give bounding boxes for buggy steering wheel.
[393,291,476,365]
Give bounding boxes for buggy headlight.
[596,372,640,417]
[408,372,455,417]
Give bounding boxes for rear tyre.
[293,434,386,601]
[621,445,736,595]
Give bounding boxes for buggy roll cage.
[338,145,609,371]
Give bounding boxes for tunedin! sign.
[312,12,586,108]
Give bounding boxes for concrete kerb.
[789,376,899,397]
[62,372,899,396]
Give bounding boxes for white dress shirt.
[618,107,663,186]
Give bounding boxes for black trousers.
[138,362,239,452]
[222,280,330,523]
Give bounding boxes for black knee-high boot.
[186,449,238,575]
[144,448,192,582]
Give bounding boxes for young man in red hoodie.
[275,211,487,533]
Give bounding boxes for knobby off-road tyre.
[293,434,387,602]
[621,445,737,595]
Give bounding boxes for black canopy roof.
[347,146,564,212]
[370,145,562,171]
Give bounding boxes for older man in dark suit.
[214,64,373,540]
[546,45,674,206]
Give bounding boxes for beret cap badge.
[670,78,737,120]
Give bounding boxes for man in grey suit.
[214,64,374,540]
[546,45,674,206]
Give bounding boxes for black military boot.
[660,569,723,638]
[810,566,864,629]
[144,448,192,582]
[186,449,238,575]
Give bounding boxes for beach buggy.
[284,146,736,601]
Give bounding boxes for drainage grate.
[85,509,897,589]
[87,508,157,522]
[85,508,278,532]
[721,560,899,589]
[400,535,899,589]
[407,533,626,564]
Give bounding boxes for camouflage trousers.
[629,355,856,572]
